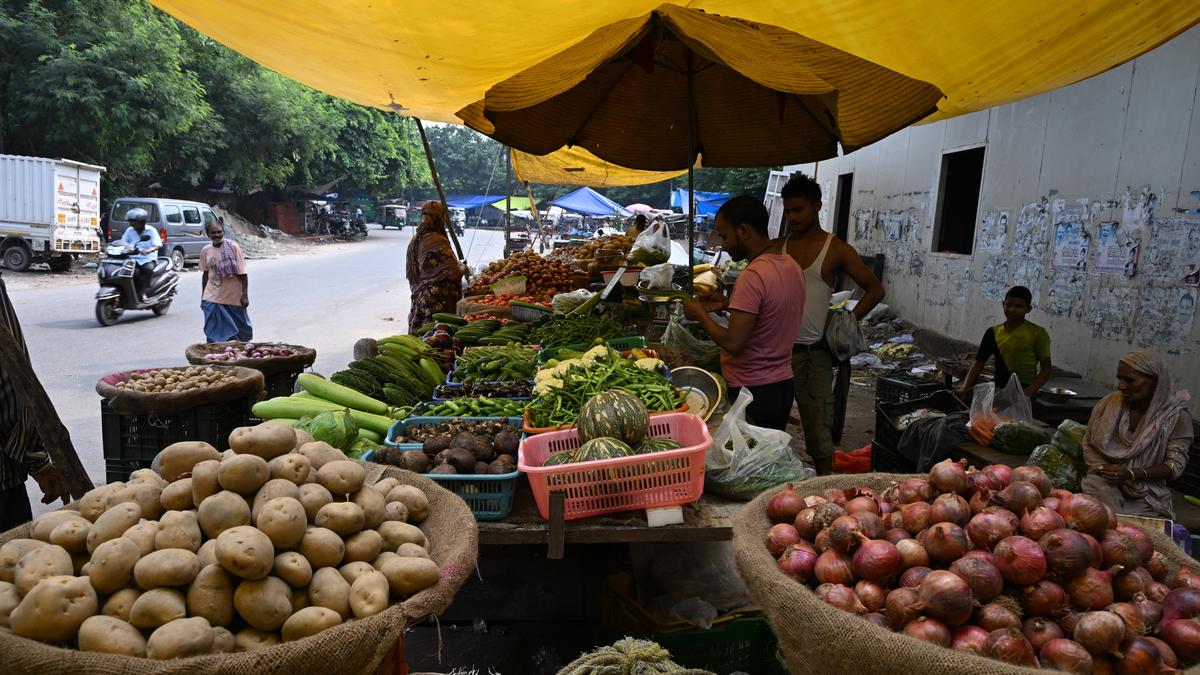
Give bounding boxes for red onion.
[1104,503,1118,531]
[851,539,900,582]
[1105,602,1146,638]
[823,488,851,506]
[802,494,827,509]
[893,478,933,504]
[883,511,905,530]
[951,625,990,655]
[1145,551,1167,582]
[816,582,867,614]
[1146,581,1170,603]
[1100,529,1143,570]
[1131,593,1162,627]
[1039,638,1094,673]
[994,535,1047,586]
[1160,618,1200,662]
[929,458,968,494]
[766,523,802,556]
[1023,617,1064,652]
[854,487,878,500]
[895,538,929,570]
[1011,465,1052,497]
[976,602,1022,631]
[777,543,819,582]
[814,548,855,585]
[1023,580,1071,618]
[1058,493,1109,538]
[767,483,805,523]
[885,587,922,629]
[793,507,818,540]
[900,566,932,588]
[1169,567,1200,590]
[854,580,887,612]
[1114,524,1153,565]
[1144,636,1179,668]
[1080,532,1104,567]
[864,612,890,628]
[1049,488,1073,500]
[1068,566,1124,611]
[966,469,1003,494]
[991,480,1043,515]
[966,508,1019,551]
[984,464,1014,487]
[884,528,912,544]
[916,570,974,626]
[899,502,932,535]
[812,502,846,533]
[1042,496,1061,512]
[844,495,880,516]
[962,549,995,564]
[813,528,833,552]
[1041,528,1095,581]
[1020,506,1065,541]
[920,522,969,564]
[968,487,993,515]
[1117,637,1166,674]
[1161,587,1200,624]
[930,493,971,526]
[904,617,951,646]
[1061,611,1082,636]
[852,512,885,540]
[949,557,1004,602]
[878,499,894,516]
[828,515,865,553]
[1074,611,1126,657]
[985,627,1039,667]
[1112,569,1146,602]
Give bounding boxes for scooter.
[349,216,369,239]
[94,235,180,327]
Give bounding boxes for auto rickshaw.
[380,205,406,230]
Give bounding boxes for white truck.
[0,154,105,271]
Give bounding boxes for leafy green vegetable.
[992,421,1053,455]
[1051,420,1087,460]
[303,409,359,450]
[1028,444,1082,491]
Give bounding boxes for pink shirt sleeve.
[727,267,764,316]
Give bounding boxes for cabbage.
[303,409,359,451]
[346,438,378,460]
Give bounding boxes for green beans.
[526,356,684,427]
[419,397,527,417]
[529,315,630,348]
[450,346,538,383]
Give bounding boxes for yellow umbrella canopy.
[456,4,944,170]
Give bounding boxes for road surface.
[9,225,509,514]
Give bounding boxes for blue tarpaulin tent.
[551,186,632,217]
[444,195,498,210]
[670,188,731,217]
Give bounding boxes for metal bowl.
[669,366,725,421]
[1039,387,1078,404]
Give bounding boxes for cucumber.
[297,373,390,415]
[251,396,394,434]
[432,313,467,326]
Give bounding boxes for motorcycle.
[349,216,369,239]
[94,235,180,327]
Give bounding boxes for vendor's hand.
[955,388,969,400]
[695,292,728,313]
[679,297,706,321]
[31,466,71,505]
[1092,463,1128,484]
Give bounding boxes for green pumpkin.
[572,437,633,463]
[577,389,650,445]
[543,450,577,467]
[634,438,683,454]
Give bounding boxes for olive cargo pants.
[791,345,835,460]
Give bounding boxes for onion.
[985,627,1039,667]
[878,499,894,516]
[920,522,969,564]
[967,469,1003,494]
[855,580,887,612]
[812,501,846,533]
[802,494,828,509]
[1058,493,1110,539]
[1041,528,1096,581]
[976,602,1022,631]
[904,617,951,646]
[1011,465,1052,497]
[1080,532,1104,568]
[1023,617,1064,652]
[900,566,932,588]
[1145,551,1168,582]
[1048,487,1072,500]
[767,483,806,523]
[1100,529,1143,570]
[900,502,932,535]
[844,495,879,516]
[1105,602,1146,638]
[828,515,865,553]
[893,478,933,504]
[929,458,968,494]
[1161,587,1200,624]
[930,493,971,526]
[814,548,855,585]
[1114,524,1153,565]
[1043,496,1061,512]
[1060,611,1082,636]
[1112,569,1146,602]
[885,587,922,629]
[1068,566,1124,611]
[885,528,912,544]
[916,570,974,626]
[794,508,818,540]
[895,539,929,570]
[962,549,995,564]
[1145,636,1179,668]
[1117,637,1166,674]
[766,523,802,556]
[823,488,850,505]
[968,487,993,515]
[854,487,878,500]
[994,535,1047,586]
[1160,618,1200,662]
[883,511,905,530]
[1039,638,1094,673]
[1021,506,1065,541]
[814,528,833,552]
[1104,503,1118,530]
[984,464,1014,487]
[1146,581,1170,603]
[777,544,819,582]
[967,508,1019,551]
[1169,566,1200,590]
[1023,579,1071,618]
[816,582,867,614]
[852,539,900,582]
[949,557,1004,602]
[991,480,1043,516]
[852,512,885,540]
[864,612,890,628]
[951,625,990,655]
[1073,611,1126,657]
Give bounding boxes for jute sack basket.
[732,472,1200,675]
[0,465,478,675]
[185,341,317,376]
[96,365,265,416]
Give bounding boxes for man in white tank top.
[777,175,886,475]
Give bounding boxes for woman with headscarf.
[1082,351,1193,519]
[407,200,463,333]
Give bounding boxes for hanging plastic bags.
[639,262,674,290]
[706,389,813,500]
[661,312,721,370]
[628,220,671,266]
[966,375,1037,447]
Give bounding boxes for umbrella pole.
[686,54,696,293]
[414,117,467,265]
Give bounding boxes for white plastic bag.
[551,288,594,314]
[707,389,812,499]
[639,262,674,290]
[994,373,1034,423]
[825,304,867,361]
[629,221,671,266]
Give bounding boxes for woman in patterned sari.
[407,200,463,333]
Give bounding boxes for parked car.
[107,198,221,270]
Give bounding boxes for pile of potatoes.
[0,422,440,659]
[114,366,238,393]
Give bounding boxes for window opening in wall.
[933,146,985,255]
[834,172,853,241]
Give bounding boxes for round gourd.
[577,390,649,445]
[542,450,576,467]
[634,438,683,454]
[573,437,633,464]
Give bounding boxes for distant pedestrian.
[407,201,463,333]
[199,221,252,342]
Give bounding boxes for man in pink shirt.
[681,196,806,430]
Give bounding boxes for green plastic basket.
[537,336,648,363]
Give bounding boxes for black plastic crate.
[874,391,968,457]
[101,398,250,483]
[875,374,946,405]
[870,440,916,474]
[264,368,304,398]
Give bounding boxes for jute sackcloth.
[96,366,265,416]
[185,342,316,376]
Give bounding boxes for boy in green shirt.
[957,286,1052,398]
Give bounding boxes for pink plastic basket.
[517,413,711,521]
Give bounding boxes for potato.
[315,502,364,536]
[297,441,344,469]
[298,527,345,568]
[218,454,270,495]
[251,478,301,520]
[268,453,311,485]
[308,567,351,619]
[154,510,201,552]
[386,485,429,522]
[157,440,220,482]
[49,518,90,554]
[291,587,310,613]
[197,539,218,567]
[396,542,431,560]
[147,616,214,659]
[377,521,427,553]
[129,588,186,629]
[0,580,19,627]
[339,561,375,585]
[78,483,123,522]
[88,537,141,594]
[191,459,221,504]
[30,510,85,542]
[101,588,141,622]
[298,483,334,522]
[159,477,195,511]
[344,530,383,563]
[129,468,167,489]
[187,564,235,627]
[382,501,409,523]
[14,543,72,595]
[9,575,98,641]
[221,449,237,461]
[380,556,440,596]
[372,552,399,571]
[107,481,164,521]
[350,570,390,619]
[121,519,162,557]
[134,549,201,588]
[234,627,280,652]
[0,538,46,582]
[281,606,341,642]
[293,428,314,447]
[214,525,274,580]
[234,576,292,631]
[256,497,308,550]
[273,552,313,588]
[78,615,146,657]
[211,625,236,653]
[372,477,400,497]
[197,490,251,539]
[230,423,297,460]
[86,502,141,553]
[316,460,366,495]
[351,487,386,529]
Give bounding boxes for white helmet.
[126,207,149,223]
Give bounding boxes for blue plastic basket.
[384,416,523,449]
[425,470,521,520]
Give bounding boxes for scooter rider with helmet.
[120,208,162,299]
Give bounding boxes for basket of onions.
[733,461,1200,675]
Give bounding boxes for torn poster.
[978,210,1008,254]
[1043,273,1085,317]
[980,256,1010,301]
[1094,221,1139,276]
[1135,286,1196,354]
[1052,218,1090,271]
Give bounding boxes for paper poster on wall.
[1135,286,1196,354]
[1014,200,1050,257]
[1052,219,1090,271]
[980,257,1010,301]
[1094,221,1139,276]
[978,211,1008,254]
[1087,285,1135,342]
[1009,257,1044,305]
[1043,273,1085,317]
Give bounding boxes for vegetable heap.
[326,335,444,409]
[373,419,519,476]
[0,422,439,658]
[253,373,409,444]
[202,342,299,361]
[470,293,550,308]
[449,346,538,383]
[764,459,1192,672]
[526,346,681,428]
[419,397,526,418]
[433,381,532,400]
[468,251,575,299]
[542,391,684,467]
[113,367,238,393]
[416,316,530,348]
[529,314,631,348]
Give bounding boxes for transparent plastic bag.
[661,312,721,370]
[639,262,674,290]
[1051,419,1087,460]
[628,221,671,266]
[967,375,1034,446]
[706,389,813,499]
[551,288,594,314]
[994,374,1033,423]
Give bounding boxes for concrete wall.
[782,26,1200,397]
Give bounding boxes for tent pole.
[414,117,466,265]
[686,52,696,292]
[505,146,512,247]
[524,180,545,252]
